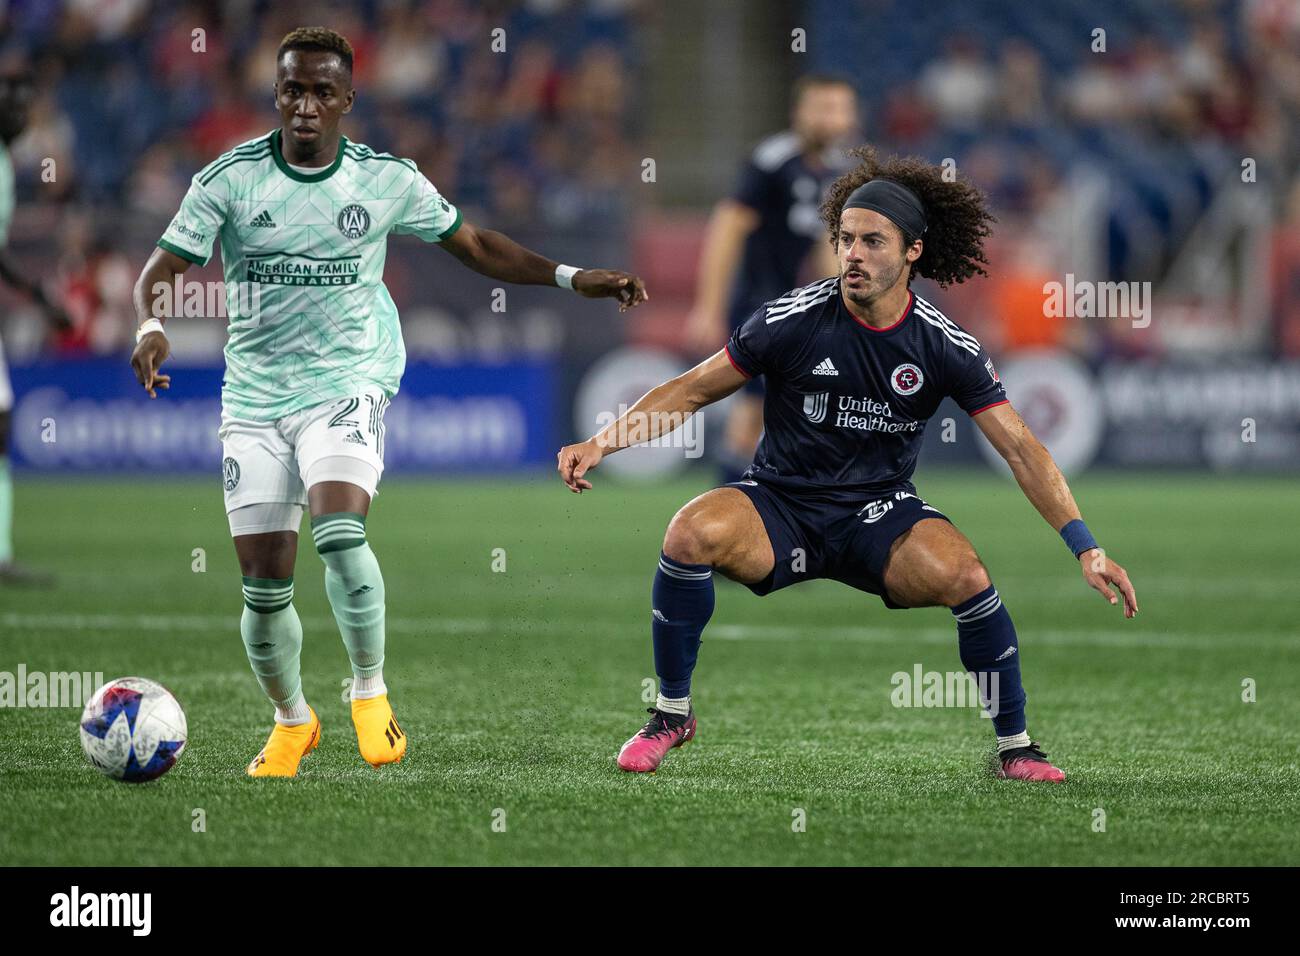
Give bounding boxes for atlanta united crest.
[337,204,370,239]
[222,457,240,492]
[891,363,924,396]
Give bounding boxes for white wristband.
[136,318,166,342]
[555,264,581,291]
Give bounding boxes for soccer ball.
[79,677,188,783]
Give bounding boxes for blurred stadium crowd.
[816,0,1300,271]
[4,0,638,218]
[0,0,1297,360]
[804,0,1300,358]
[0,0,641,357]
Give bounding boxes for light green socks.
[311,512,386,695]
[240,576,309,724]
[0,457,13,564]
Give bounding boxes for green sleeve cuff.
[436,207,463,242]
[157,238,206,266]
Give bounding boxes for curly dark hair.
[278,26,354,76]
[820,146,995,287]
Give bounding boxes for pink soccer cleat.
[616,708,697,772]
[997,742,1066,783]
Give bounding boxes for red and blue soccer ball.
[79,677,188,783]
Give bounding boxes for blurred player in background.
[0,49,70,587]
[129,27,647,778]
[686,74,858,481]
[559,147,1139,781]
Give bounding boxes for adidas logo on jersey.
[249,210,276,228]
[344,429,368,446]
[812,357,838,376]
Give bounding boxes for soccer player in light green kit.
[129,27,648,777]
[0,49,72,588]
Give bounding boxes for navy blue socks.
[651,552,715,699]
[952,584,1028,742]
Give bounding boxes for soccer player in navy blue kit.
[685,75,856,481]
[558,147,1140,782]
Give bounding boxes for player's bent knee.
[947,560,992,607]
[231,529,298,581]
[663,509,730,567]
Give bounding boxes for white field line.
[48,572,1300,599]
[0,612,491,636]
[708,624,1297,651]
[0,612,1293,651]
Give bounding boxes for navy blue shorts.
[725,479,951,608]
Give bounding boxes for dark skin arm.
[439,219,648,312]
[128,246,192,398]
[129,219,651,399]
[0,250,72,331]
[129,214,650,399]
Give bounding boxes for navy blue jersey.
[725,278,1009,497]
[728,132,847,324]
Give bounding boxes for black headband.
[842,178,927,240]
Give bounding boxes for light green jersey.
[0,141,14,247]
[158,129,462,421]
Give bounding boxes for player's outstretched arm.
[128,247,192,399]
[974,401,1139,618]
[439,219,648,312]
[557,349,748,493]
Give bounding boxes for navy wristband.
[1060,519,1099,557]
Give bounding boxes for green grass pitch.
[1,471,1297,866]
